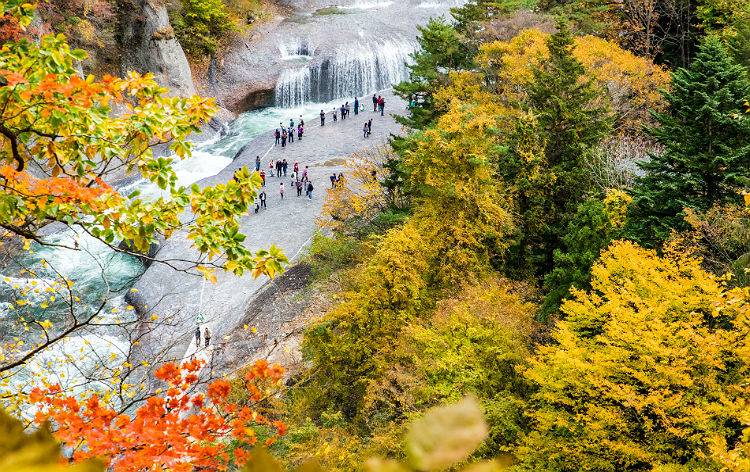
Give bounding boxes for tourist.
[363,121,369,138]
[307,180,314,200]
[297,124,303,141]
[368,118,372,136]
[299,115,304,127]
[255,155,261,172]
[260,190,267,208]
[344,101,350,118]
[320,109,325,126]
[372,93,378,112]
[289,118,295,129]
[379,96,385,116]
[302,165,308,182]
[254,200,259,213]
[340,104,346,120]
[354,96,359,115]
[195,326,201,346]
[294,161,299,174]
[274,128,280,145]
[288,124,294,143]
[204,327,211,348]
[269,160,275,177]
[290,170,296,186]
[280,182,285,199]
[330,173,337,188]
[259,170,266,186]
[276,160,283,177]
[296,179,302,197]
[233,168,241,183]
[338,172,344,185]
[282,159,288,176]
[332,108,337,122]
[281,130,287,148]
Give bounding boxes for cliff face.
[120,0,197,97]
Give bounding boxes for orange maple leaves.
[30,359,286,472]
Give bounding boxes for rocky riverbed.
[128,90,406,371]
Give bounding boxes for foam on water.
[274,39,416,108]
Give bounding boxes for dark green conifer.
[627,36,750,245]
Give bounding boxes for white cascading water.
[274,39,416,108]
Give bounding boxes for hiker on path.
[299,115,304,127]
[338,173,344,186]
[276,160,283,177]
[345,102,350,118]
[281,130,287,148]
[320,109,325,126]
[204,327,211,348]
[307,181,314,200]
[302,166,308,182]
[294,162,299,174]
[290,171,297,186]
[354,97,359,115]
[260,170,266,186]
[340,104,346,120]
[379,96,385,116]
[368,119,372,136]
[332,108,337,122]
[363,121,369,138]
[288,124,294,143]
[274,128,280,145]
[255,155,261,172]
[330,173,337,188]
[372,94,378,112]
[195,326,201,346]
[298,124,303,141]
[280,182,285,199]
[269,160,275,177]
[259,191,267,208]
[282,159,288,176]
[296,179,303,196]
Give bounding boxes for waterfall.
[274,39,416,108]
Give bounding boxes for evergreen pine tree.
[393,17,473,131]
[524,20,612,273]
[627,36,750,245]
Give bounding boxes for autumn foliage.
[29,359,286,472]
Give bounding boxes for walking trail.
[130,91,407,372]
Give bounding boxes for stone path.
[129,90,407,368]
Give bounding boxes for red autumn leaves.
[30,359,286,472]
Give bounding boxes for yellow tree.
[519,240,750,471]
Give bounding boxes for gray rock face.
[214,0,464,114]
[120,0,197,97]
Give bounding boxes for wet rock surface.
[129,90,406,368]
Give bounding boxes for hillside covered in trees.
[3,0,750,470]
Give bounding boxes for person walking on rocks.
[274,128,280,145]
[294,162,299,174]
[302,165,308,182]
[299,115,304,127]
[282,159,288,176]
[255,155,261,172]
[297,124,303,141]
[340,104,346,120]
[276,160,283,177]
[195,326,201,346]
[379,96,385,116]
[345,101,350,118]
[280,182,285,199]
[259,190,267,208]
[330,173,337,188]
[296,178,302,197]
[288,124,294,143]
[260,170,266,186]
[354,96,359,116]
[332,108,337,122]
[363,121,369,138]
[307,180,314,200]
[281,130,287,148]
[372,93,378,112]
[368,118,372,136]
[320,109,325,126]
[204,327,211,348]
[269,160,275,177]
